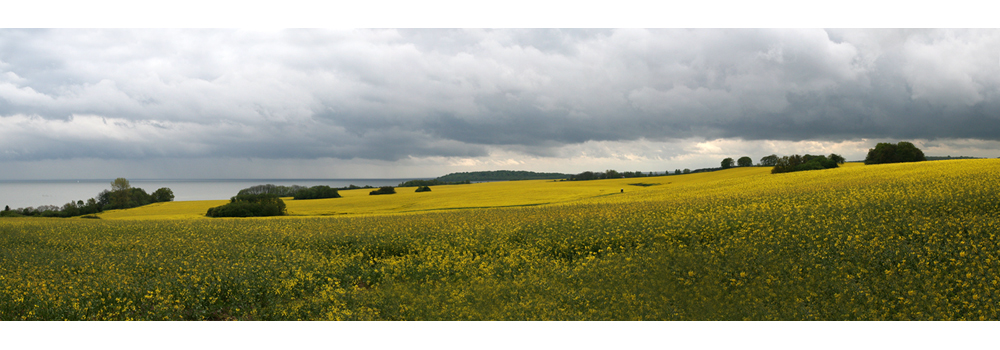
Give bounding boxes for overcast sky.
[2,27,999,179]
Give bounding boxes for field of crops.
[2,159,998,320]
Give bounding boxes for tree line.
[237,184,371,198]
[398,179,470,187]
[435,170,569,182]
[1,178,173,218]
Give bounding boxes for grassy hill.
[2,159,999,320]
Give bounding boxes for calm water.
[0,179,427,209]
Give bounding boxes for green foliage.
[829,153,846,164]
[399,179,445,187]
[206,194,286,217]
[151,188,175,203]
[369,186,396,195]
[436,170,569,182]
[0,210,23,217]
[865,142,926,165]
[721,158,735,169]
[760,154,779,166]
[771,154,841,174]
[238,184,306,197]
[568,169,652,181]
[683,169,691,174]
[737,156,753,167]
[110,178,131,209]
[415,186,432,192]
[293,186,342,200]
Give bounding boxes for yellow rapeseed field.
[1,159,997,320]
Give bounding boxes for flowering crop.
[1,159,998,320]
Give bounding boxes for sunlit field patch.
[1,159,998,320]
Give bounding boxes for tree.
[293,186,340,200]
[865,142,926,165]
[3,205,9,212]
[829,153,846,164]
[152,188,175,202]
[206,194,286,217]
[737,156,753,167]
[370,186,396,195]
[111,178,130,192]
[683,168,691,174]
[760,154,779,166]
[771,154,839,174]
[721,158,735,169]
[110,178,131,209]
[674,169,681,175]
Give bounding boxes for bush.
[771,154,841,174]
[865,142,926,165]
[370,186,396,195]
[415,186,432,192]
[151,188,175,202]
[399,179,447,187]
[293,185,341,200]
[98,187,158,210]
[206,194,286,217]
[0,210,23,217]
[237,184,307,197]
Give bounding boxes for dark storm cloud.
[2,29,999,162]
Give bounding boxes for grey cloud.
[2,29,1000,163]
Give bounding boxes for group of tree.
[206,194,286,217]
[721,156,755,169]
[435,170,569,182]
[238,184,308,197]
[398,179,469,187]
[2,178,173,218]
[414,186,432,192]
[370,186,396,195]
[238,183,378,198]
[98,178,175,210]
[771,154,845,174]
[567,170,652,181]
[1,200,103,218]
[864,141,926,165]
[292,185,341,200]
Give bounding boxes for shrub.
[399,179,447,187]
[151,188,175,202]
[865,142,926,165]
[415,186,431,192]
[237,184,307,197]
[294,185,342,200]
[771,154,841,174]
[721,158,735,169]
[370,186,396,195]
[206,194,286,217]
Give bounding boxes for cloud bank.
[1,29,999,176]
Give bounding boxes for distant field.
[2,160,998,320]
[101,164,867,219]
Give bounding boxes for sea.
[0,178,428,210]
